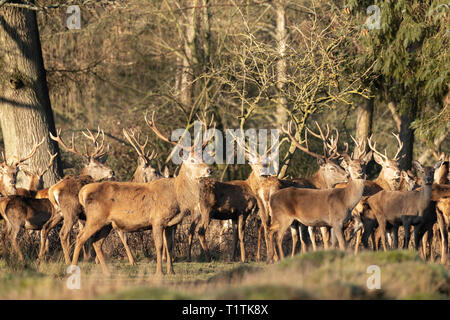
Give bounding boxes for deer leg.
[332,224,346,251]
[230,219,238,261]
[256,222,264,262]
[320,227,330,249]
[377,218,388,252]
[71,219,106,268]
[60,215,76,265]
[197,215,210,262]
[163,226,175,274]
[38,213,62,261]
[436,210,448,264]
[238,214,247,263]
[308,227,317,251]
[187,217,199,262]
[9,224,23,261]
[354,229,362,255]
[392,225,399,249]
[116,230,135,266]
[290,224,298,257]
[330,227,337,249]
[300,224,310,254]
[90,225,113,276]
[152,224,164,275]
[402,220,412,250]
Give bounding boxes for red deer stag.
[47,127,115,264]
[71,112,215,275]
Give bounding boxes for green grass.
[0,250,447,299]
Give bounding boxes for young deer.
[72,112,215,275]
[267,131,372,263]
[280,122,350,254]
[366,160,442,252]
[353,133,408,252]
[47,127,115,264]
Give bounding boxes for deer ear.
[433,160,443,170]
[163,166,170,178]
[137,156,147,167]
[361,151,373,164]
[412,160,424,173]
[97,153,108,164]
[373,152,384,165]
[317,158,326,166]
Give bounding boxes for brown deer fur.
[366,161,442,252]
[192,178,258,262]
[267,152,371,263]
[73,153,212,276]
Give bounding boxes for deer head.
[368,133,403,190]
[282,121,348,188]
[50,127,115,181]
[400,170,419,191]
[413,160,443,186]
[21,151,58,191]
[0,138,45,195]
[123,128,162,183]
[145,111,214,181]
[328,135,372,181]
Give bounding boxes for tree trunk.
[0,2,62,187]
[355,97,374,151]
[274,0,288,128]
[180,0,198,107]
[398,99,417,171]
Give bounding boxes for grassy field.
[0,250,448,299]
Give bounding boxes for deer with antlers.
[267,126,372,263]
[71,112,215,275]
[0,139,48,197]
[46,127,115,264]
[0,139,59,260]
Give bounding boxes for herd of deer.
[0,112,449,276]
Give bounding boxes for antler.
[50,129,84,158]
[82,127,107,160]
[36,151,58,177]
[123,128,157,161]
[145,111,192,152]
[368,133,403,162]
[13,137,46,167]
[350,135,367,159]
[367,134,388,162]
[391,132,403,161]
[146,111,216,154]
